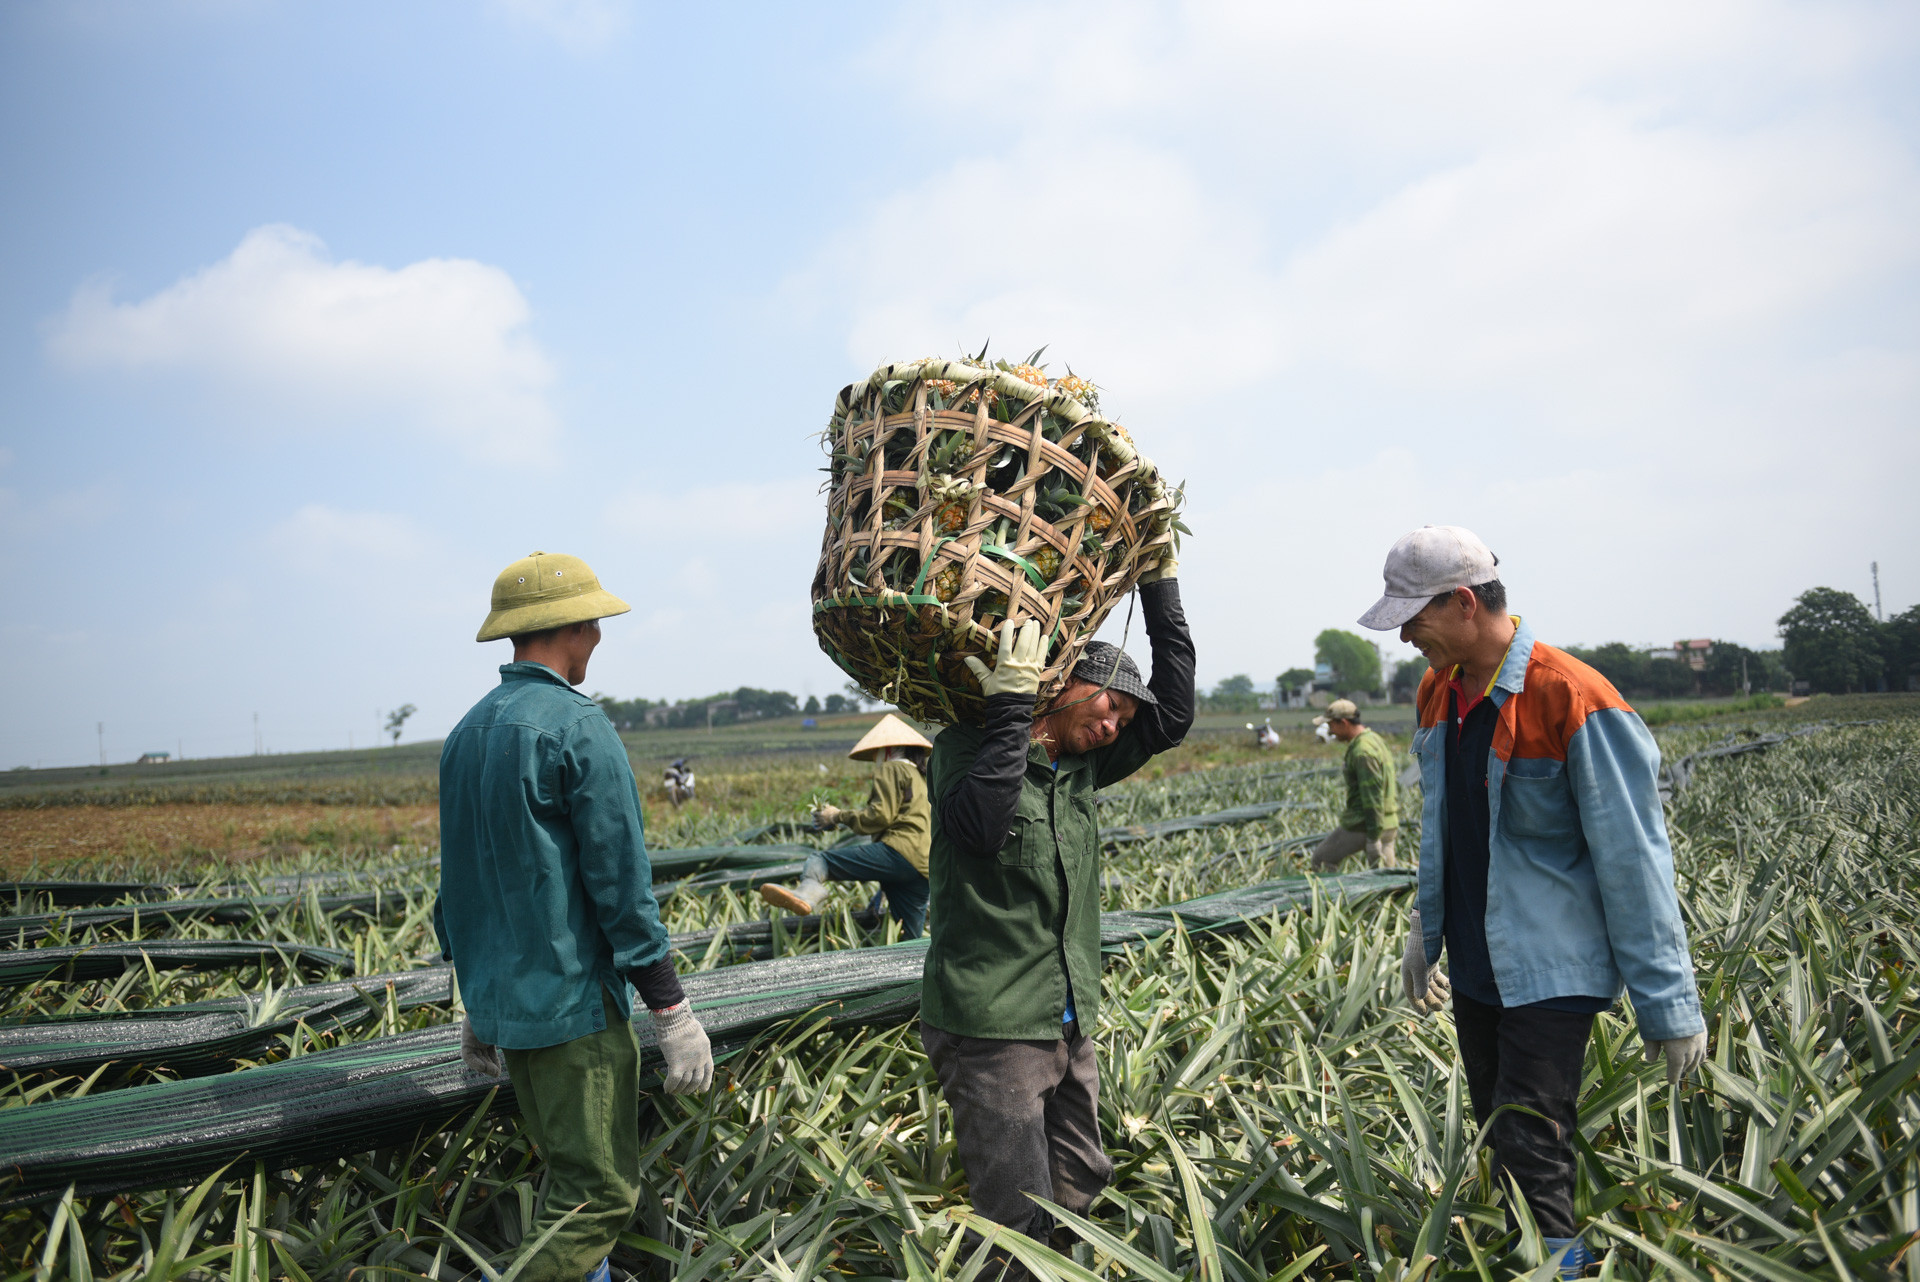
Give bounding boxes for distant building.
[136,751,171,765]
[1674,639,1713,672]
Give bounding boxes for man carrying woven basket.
[921,556,1193,1266]
[436,551,715,1282]
[759,713,933,938]
[1365,526,1706,1280]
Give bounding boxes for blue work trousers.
[808,842,928,939]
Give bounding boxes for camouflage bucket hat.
[1070,641,1156,707]
[476,551,631,643]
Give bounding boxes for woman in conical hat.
[760,713,933,938]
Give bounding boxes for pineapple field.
[0,698,1914,1281]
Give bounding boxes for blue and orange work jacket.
[1410,617,1705,1042]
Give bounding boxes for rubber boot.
[759,878,828,915]
[760,854,831,916]
[1543,1236,1594,1279]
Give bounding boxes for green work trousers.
[502,987,642,1282]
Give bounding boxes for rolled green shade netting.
[1100,799,1318,846]
[0,847,822,946]
[0,870,1410,1205]
[0,859,442,912]
[0,909,886,1078]
[0,966,448,1078]
[0,940,354,990]
[0,891,418,949]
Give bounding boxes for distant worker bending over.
[1308,698,1399,871]
[1361,526,1706,1280]
[923,553,1193,1272]
[436,551,715,1282]
[760,713,933,939]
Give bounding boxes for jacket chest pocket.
[1500,759,1578,839]
[1411,726,1444,792]
[1000,814,1047,868]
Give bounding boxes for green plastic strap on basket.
[908,536,956,596]
[980,542,1048,589]
[814,595,944,612]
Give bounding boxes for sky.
[2,0,1916,767]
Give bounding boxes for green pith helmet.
[476,551,631,643]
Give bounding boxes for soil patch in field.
[0,804,438,877]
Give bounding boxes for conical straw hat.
[848,713,933,761]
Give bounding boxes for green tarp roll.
[0,940,354,990]
[1101,799,1317,846]
[0,870,1411,1205]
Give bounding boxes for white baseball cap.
[1358,525,1499,631]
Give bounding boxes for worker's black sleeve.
[1130,579,1197,754]
[936,692,1035,858]
[627,956,687,1011]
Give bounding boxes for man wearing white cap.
[1359,526,1706,1280]
[760,713,933,938]
[1308,699,1398,871]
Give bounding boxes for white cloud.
[592,478,839,694]
[794,1,1920,683]
[270,504,436,574]
[793,141,1281,406]
[47,225,558,460]
[490,0,630,53]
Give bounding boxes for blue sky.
[3,0,1916,766]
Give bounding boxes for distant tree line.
[596,682,878,731]
[1192,585,1918,711]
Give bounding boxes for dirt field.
[0,804,438,877]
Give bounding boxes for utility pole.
[97,722,104,766]
[253,712,261,756]
[1872,561,1883,621]
[1741,654,1750,697]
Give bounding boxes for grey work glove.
[1644,1031,1708,1085]
[965,619,1048,698]
[652,1002,714,1094]
[460,1017,501,1078]
[811,804,844,828]
[1401,911,1452,1015]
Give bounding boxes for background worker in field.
[1308,698,1398,872]
[1364,526,1706,1279]
[921,556,1193,1268]
[760,713,933,938]
[436,551,715,1282]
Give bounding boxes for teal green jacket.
[435,662,680,1049]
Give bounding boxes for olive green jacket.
[921,731,1152,1039]
[1338,727,1400,838]
[842,758,931,874]
[919,581,1196,1040]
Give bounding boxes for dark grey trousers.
[1453,993,1596,1238]
[921,1020,1115,1247]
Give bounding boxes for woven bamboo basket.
[811,356,1183,725]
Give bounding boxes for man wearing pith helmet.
[1361,526,1706,1279]
[436,550,715,1282]
[760,712,934,938]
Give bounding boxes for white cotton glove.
[812,804,844,828]
[965,619,1048,698]
[652,1002,715,1094]
[1136,552,1178,585]
[1644,1032,1708,1085]
[460,1017,501,1078]
[1401,911,1452,1015]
